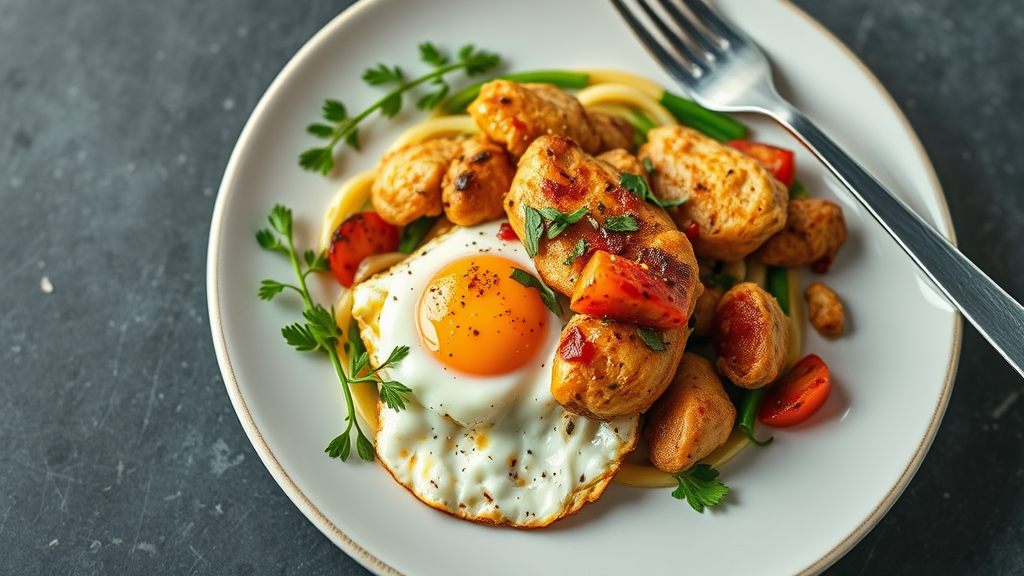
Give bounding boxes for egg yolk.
[417,255,550,376]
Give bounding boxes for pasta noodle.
[575,82,677,127]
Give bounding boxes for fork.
[612,0,1024,379]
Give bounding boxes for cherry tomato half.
[728,140,796,188]
[328,211,400,287]
[758,354,831,427]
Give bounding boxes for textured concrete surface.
[1,0,1023,574]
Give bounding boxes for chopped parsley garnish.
[621,172,686,209]
[539,206,589,239]
[563,237,589,265]
[604,214,639,232]
[509,268,562,316]
[637,327,667,351]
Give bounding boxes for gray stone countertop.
[2,0,1023,574]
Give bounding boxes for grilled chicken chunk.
[551,317,688,421]
[645,353,737,473]
[372,138,460,226]
[753,197,847,272]
[640,126,789,261]
[441,136,516,226]
[469,81,627,159]
[712,282,789,389]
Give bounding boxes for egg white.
[352,221,639,527]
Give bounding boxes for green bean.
[441,71,592,113]
[738,387,773,447]
[659,92,748,141]
[766,265,790,315]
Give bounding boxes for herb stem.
[286,233,315,311]
[326,61,470,152]
[330,343,362,440]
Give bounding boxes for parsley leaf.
[671,464,730,512]
[322,99,347,122]
[325,431,352,461]
[362,63,403,86]
[510,268,562,316]
[523,206,544,258]
[379,380,413,411]
[419,42,448,67]
[306,123,335,139]
[643,156,656,174]
[539,206,588,239]
[605,214,639,232]
[564,237,589,266]
[282,322,319,352]
[398,215,438,254]
[621,172,687,209]
[256,228,285,253]
[299,146,335,175]
[258,279,293,301]
[637,327,666,351]
[356,433,375,461]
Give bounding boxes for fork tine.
[675,0,744,45]
[633,0,712,73]
[610,0,704,81]
[655,0,724,57]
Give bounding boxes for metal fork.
[612,0,1024,379]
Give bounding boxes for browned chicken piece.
[639,126,789,261]
[712,282,788,389]
[441,136,516,226]
[468,81,602,159]
[505,135,685,296]
[691,282,725,337]
[753,198,848,273]
[550,317,688,421]
[587,110,636,152]
[645,353,737,473]
[372,138,461,226]
[596,148,649,184]
[805,281,845,336]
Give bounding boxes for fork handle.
[776,106,1024,377]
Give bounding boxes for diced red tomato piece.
[728,140,796,188]
[570,250,689,329]
[328,212,400,287]
[758,354,831,427]
[497,222,520,242]
[558,326,594,363]
[683,222,700,241]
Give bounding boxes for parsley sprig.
[672,464,730,512]
[301,42,501,175]
[257,204,411,462]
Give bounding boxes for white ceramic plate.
[208,0,961,574]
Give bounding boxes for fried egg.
[351,220,638,527]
